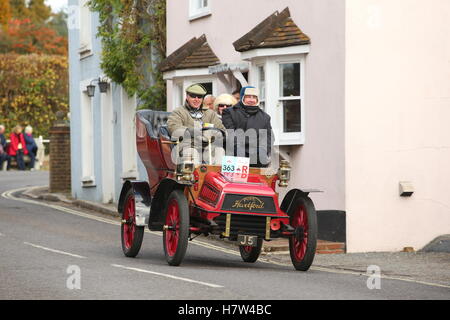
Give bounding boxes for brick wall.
[49,125,71,193]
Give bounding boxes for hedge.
[0,53,68,138]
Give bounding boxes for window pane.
[258,66,265,101]
[177,84,183,106]
[280,63,300,97]
[199,82,213,95]
[282,100,301,132]
[260,101,265,112]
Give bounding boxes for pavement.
[20,184,450,289]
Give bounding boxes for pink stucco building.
[162,0,450,252]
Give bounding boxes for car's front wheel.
[163,189,189,266]
[288,195,317,271]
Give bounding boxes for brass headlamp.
[278,160,291,187]
[176,159,195,184]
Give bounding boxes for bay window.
[247,51,307,145]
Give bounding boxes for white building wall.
[345,0,450,252]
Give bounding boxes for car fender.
[280,188,322,214]
[118,180,152,227]
[148,178,186,230]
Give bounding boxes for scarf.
[185,101,204,120]
[243,106,260,115]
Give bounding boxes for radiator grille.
[214,214,267,237]
[199,183,220,206]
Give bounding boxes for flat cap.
[186,84,207,95]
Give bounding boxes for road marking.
[111,264,224,288]
[4,187,450,290]
[24,242,86,259]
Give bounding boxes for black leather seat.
[136,110,171,139]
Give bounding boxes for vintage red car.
[118,110,318,271]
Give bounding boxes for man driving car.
[167,84,225,165]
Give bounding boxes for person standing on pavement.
[24,125,38,170]
[7,125,28,171]
[222,86,273,167]
[0,125,9,170]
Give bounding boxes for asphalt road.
[0,171,449,300]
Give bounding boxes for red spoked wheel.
[288,195,317,271]
[163,190,189,266]
[239,238,263,263]
[121,189,144,257]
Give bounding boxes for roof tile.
[159,35,220,72]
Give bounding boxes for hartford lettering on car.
[232,196,265,210]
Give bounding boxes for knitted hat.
[186,83,207,96]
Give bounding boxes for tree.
[0,18,67,55]
[27,0,51,24]
[9,0,28,19]
[48,9,67,38]
[0,0,12,27]
[0,53,69,139]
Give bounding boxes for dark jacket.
[222,102,273,167]
[0,134,7,155]
[24,133,37,154]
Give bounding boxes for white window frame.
[79,0,92,57]
[184,77,216,97]
[169,74,217,109]
[189,0,211,21]
[120,88,138,181]
[275,57,305,145]
[79,79,95,187]
[100,82,115,202]
[173,80,185,109]
[256,63,266,112]
[245,46,309,145]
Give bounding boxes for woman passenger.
[213,94,237,119]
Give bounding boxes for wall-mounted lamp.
[86,77,109,97]
[86,84,96,97]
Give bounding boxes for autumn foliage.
[0,54,69,138]
[0,18,67,55]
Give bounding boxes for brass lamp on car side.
[278,160,291,187]
[176,159,195,184]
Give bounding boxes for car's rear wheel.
[288,195,317,271]
[163,189,189,266]
[239,238,263,263]
[121,189,144,257]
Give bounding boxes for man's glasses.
[187,93,205,99]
